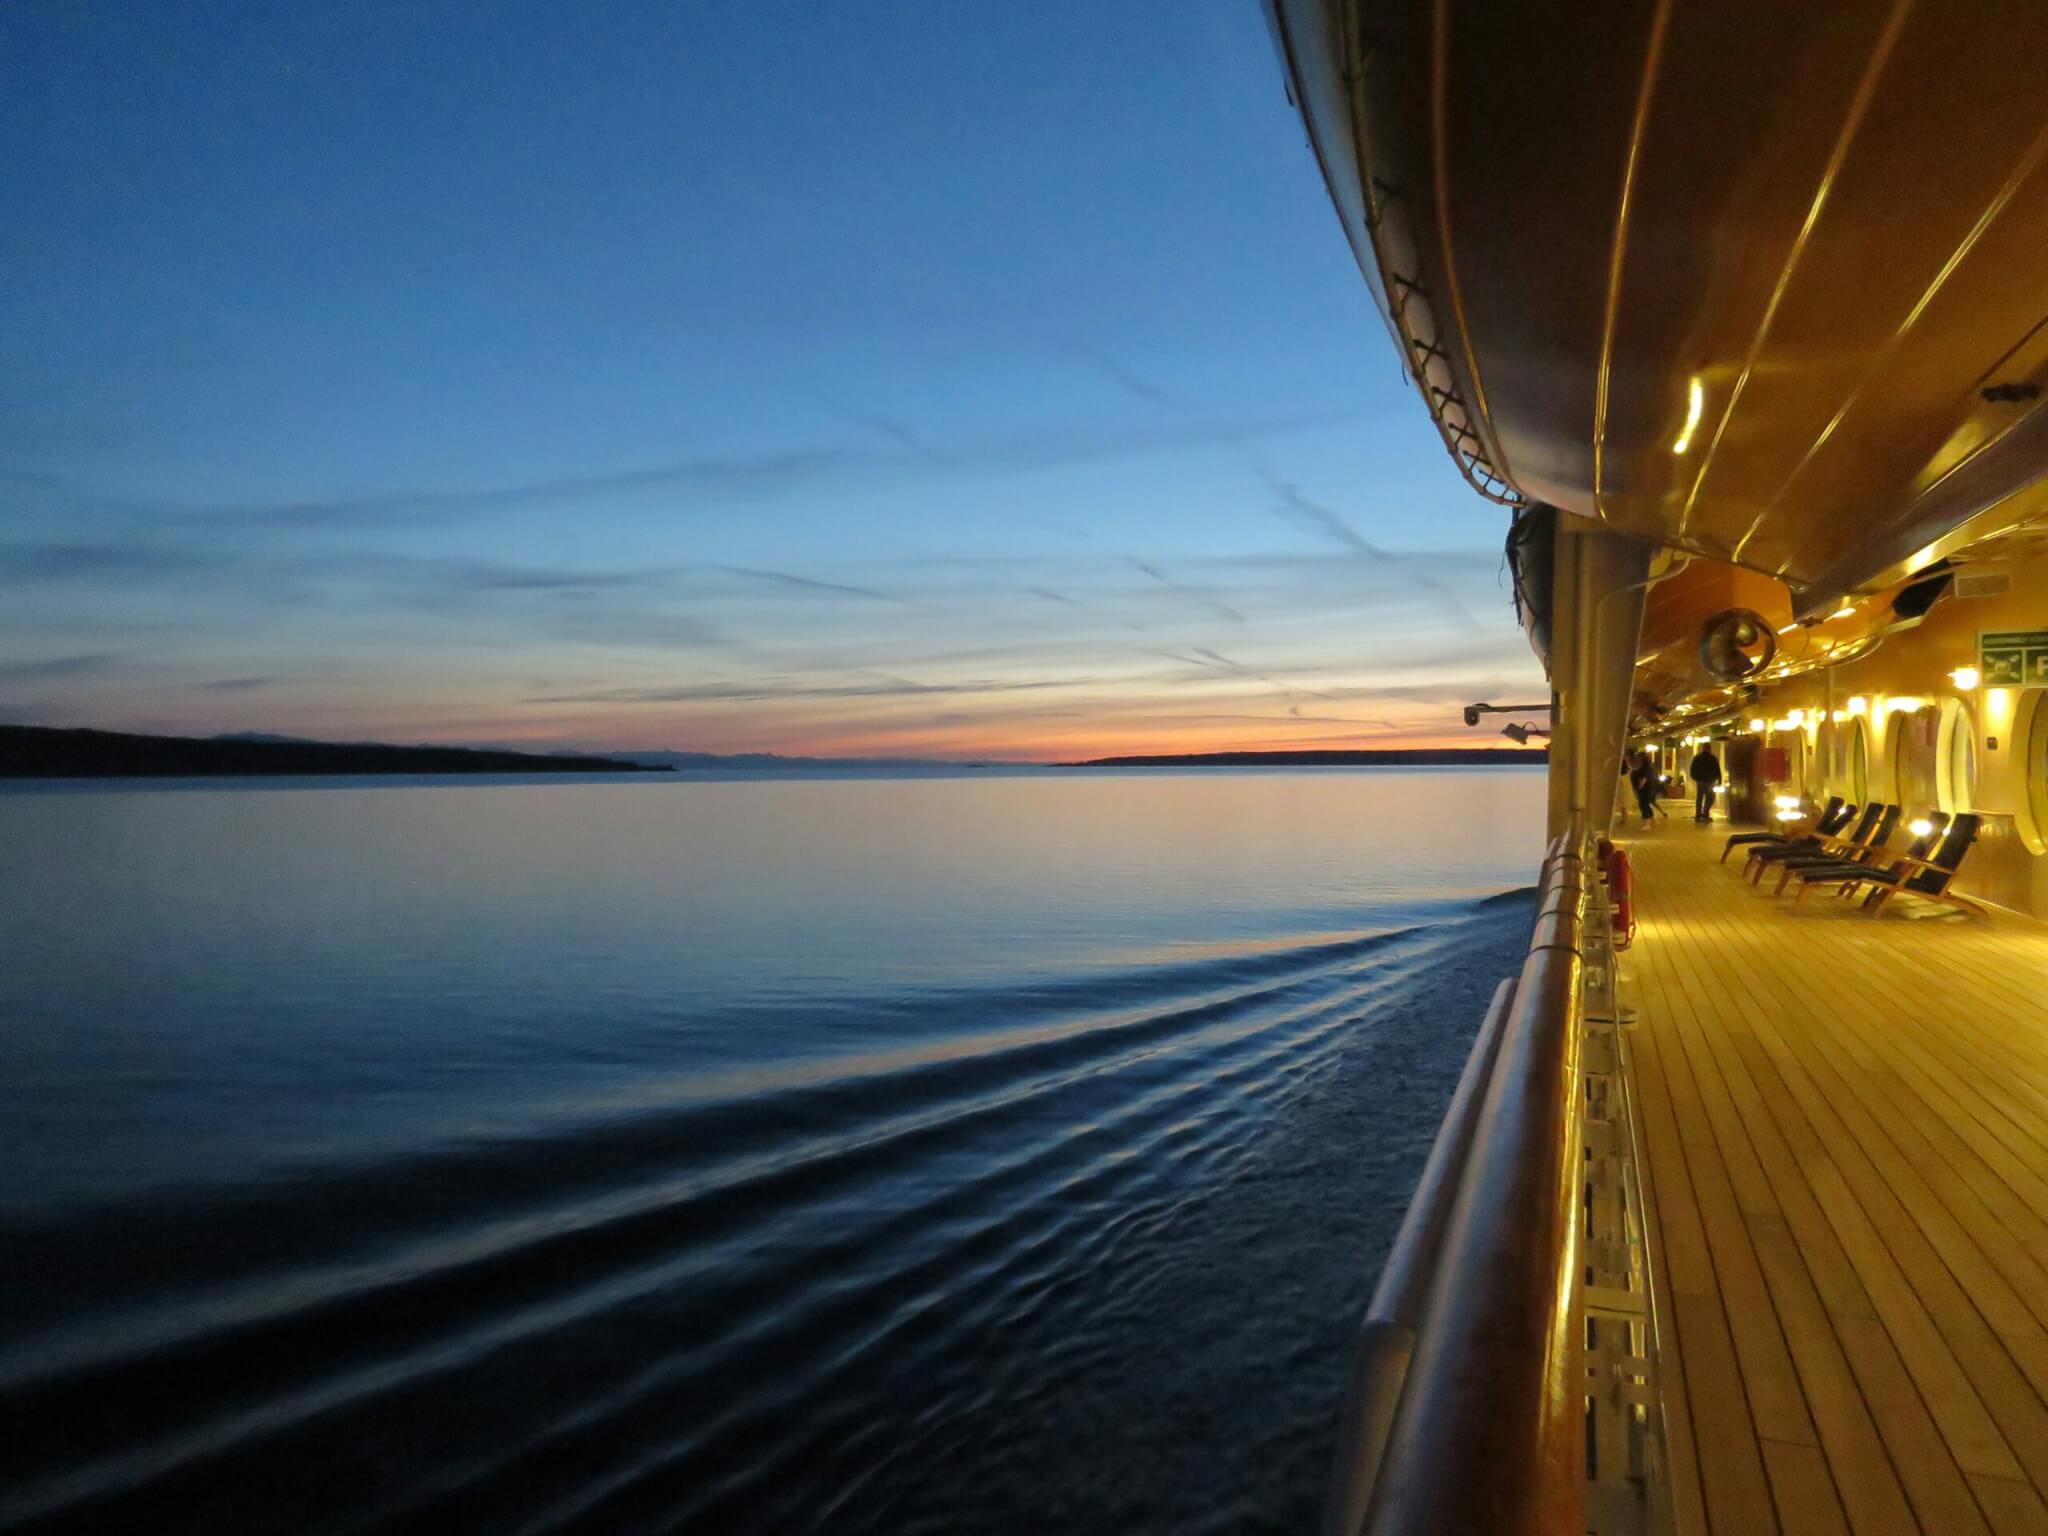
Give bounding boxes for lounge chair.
[1778,812,1944,898]
[1835,813,1984,917]
[1721,795,1849,863]
[1744,802,1890,885]
[1764,804,1902,892]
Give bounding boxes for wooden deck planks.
[1620,821,2048,1535]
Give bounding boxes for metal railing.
[1322,825,1671,1535]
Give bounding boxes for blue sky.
[1,0,1541,758]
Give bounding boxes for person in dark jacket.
[1687,746,1722,822]
[1628,752,1659,827]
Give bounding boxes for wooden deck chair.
[1852,814,1985,917]
[1767,803,1902,892]
[1785,812,1946,902]
[1722,795,1848,863]
[1746,801,1890,885]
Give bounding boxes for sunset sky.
[2,0,1544,761]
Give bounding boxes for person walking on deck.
[1628,753,1659,827]
[1688,746,1722,822]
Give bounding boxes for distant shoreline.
[0,725,667,779]
[1063,748,1549,768]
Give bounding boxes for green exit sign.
[1980,631,2048,685]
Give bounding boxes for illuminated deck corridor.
[1622,820,2048,1536]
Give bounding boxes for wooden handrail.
[1342,831,1589,1536]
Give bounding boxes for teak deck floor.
[1622,819,2048,1536]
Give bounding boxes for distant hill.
[608,749,1007,771]
[0,725,669,778]
[1067,748,1549,768]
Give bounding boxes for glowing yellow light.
[1774,794,1800,809]
[1786,708,1805,726]
[1830,605,1856,621]
[1776,808,1805,821]
[1714,784,1728,795]
[1885,696,1925,715]
[1990,687,2012,716]
[1829,710,1845,723]
[1951,666,1980,690]
[1847,696,1868,715]
[1909,818,1934,838]
[1748,717,1766,732]
[1672,376,1704,455]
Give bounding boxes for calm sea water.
[0,767,1544,1534]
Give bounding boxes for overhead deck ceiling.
[1268,0,2048,613]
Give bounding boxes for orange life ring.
[1608,845,1636,950]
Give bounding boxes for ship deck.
[1622,819,2048,1536]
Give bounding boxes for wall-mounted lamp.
[1908,818,1934,838]
[1463,700,1551,728]
[1748,717,1766,732]
[1846,696,1868,716]
[1951,666,1980,690]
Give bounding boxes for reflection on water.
[0,767,1542,1534]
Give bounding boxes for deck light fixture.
[1748,717,1766,732]
[1672,375,1704,455]
[1773,795,1800,809]
[1951,666,1980,690]
[1847,696,1868,715]
[1786,709,1805,726]
[1909,818,1934,838]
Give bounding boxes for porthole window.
[1892,704,1941,812]
[2023,690,2048,854]
[1938,701,1976,813]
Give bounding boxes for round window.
[1939,702,1976,813]
[1892,704,1941,811]
[2023,690,2048,854]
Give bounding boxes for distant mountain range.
[1068,748,1549,768]
[0,725,666,778]
[209,734,981,771]
[0,724,1547,779]
[604,749,1004,771]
